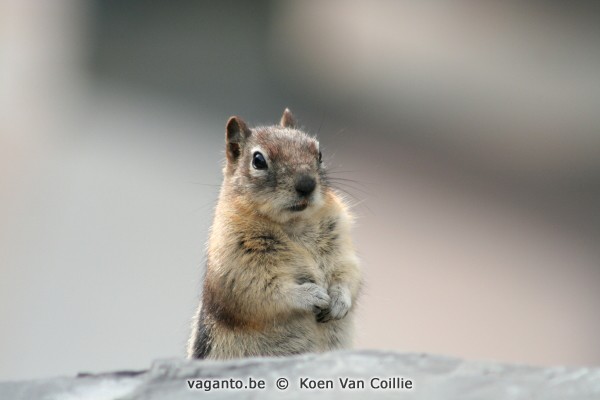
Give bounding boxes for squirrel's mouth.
[288,199,309,212]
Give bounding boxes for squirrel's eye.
[318,151,322,164]
[252,151,268,170]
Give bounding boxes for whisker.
[327,180,372,196]
[324,170,361,175]
[334,128,347,137]
[189,199,218,214]
[323,174,373,191]
[330,185,362,203]
[189,182,222,187]
[324,178,368,201]
[329,185,373,216]
[317,112,325,136]
[325,177,370,187]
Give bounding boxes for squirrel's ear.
[226,116,251,162]
[280,108,297,128]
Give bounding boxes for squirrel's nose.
[295,175,316,197]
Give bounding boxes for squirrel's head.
[223,109,325,222]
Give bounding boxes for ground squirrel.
[187,109,361,359]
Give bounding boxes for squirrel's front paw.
[316,284,351,323]
[295,282,330,313]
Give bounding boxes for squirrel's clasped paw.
[296,282,330,313]
[316,284,351,323]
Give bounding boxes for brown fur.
[187,109,361,359]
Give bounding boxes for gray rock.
[1,350,599,399]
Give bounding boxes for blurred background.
[1,0,599,380]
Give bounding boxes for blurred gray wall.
[1,0,599,380]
